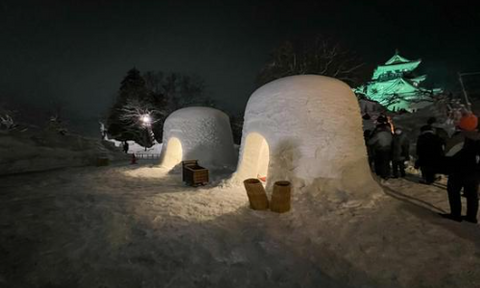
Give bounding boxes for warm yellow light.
[160,137,183,168]
[236,132,270,182]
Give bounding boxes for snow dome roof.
[234,75,381,198]
[159,107,236,170]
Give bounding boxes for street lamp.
[140,113,152,151]
[141,114,151,127]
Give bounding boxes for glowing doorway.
[237,133,270,182]
[160,137,183,169]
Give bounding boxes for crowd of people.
[364,114,409,179]
[364,112,480,224]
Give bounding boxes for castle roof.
[385,52,413,65]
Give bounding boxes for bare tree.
[117,98,163,148]
[257,35,364,87]
[118,98,163,128]
[378,92,434,112]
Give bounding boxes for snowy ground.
[1,162,480,288]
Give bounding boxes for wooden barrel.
[243,178,269,210]
[270,181,291,213]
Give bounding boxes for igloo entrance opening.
[161,137,183,169]
[237,133,270,182]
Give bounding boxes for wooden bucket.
[243,178,269,210]
[270,181,291,213]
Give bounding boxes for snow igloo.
[234,75,381,198]
[159,107,236,170]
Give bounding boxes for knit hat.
[458,114,478,131]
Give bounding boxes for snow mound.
[159,107,236,170]
[0,128,127,176]
[233,75,381,200]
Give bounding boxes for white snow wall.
[234,75,381,198]
[159,107,236,170]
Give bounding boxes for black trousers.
[447,173,479,220]
[421,166,436,184]
[374,149,391,179]
[392,160,406,177]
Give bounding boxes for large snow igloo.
[234,75,381,198]
[159,107,236,170]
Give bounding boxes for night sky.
[1,0,479,134]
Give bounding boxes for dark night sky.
[1,0,479,134]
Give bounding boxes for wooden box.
[182,160,209,186]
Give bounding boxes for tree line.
[106,68,216,147]
[106,36,366,146]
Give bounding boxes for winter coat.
[444,131,480,175]
[368,125,393,151]
[392,133,410,162]
[433,126,449,146]
[416,130,444,167]
[362,119,375,132]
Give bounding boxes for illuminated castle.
[355,51,443,112]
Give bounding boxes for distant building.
[355,51,443,112]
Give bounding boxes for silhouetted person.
[427,117,449,146]
[392,127,409,178]
[364,129,374,171]
[123,141,129,154]
[368,123,393,179]
[416,125,444,184]
[362,113,375,132]
[440,114,480,223]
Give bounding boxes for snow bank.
[159,107,236,170]
[0,128,127,175]
[233,75,381,200]
[105,138,163,154]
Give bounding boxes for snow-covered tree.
[107,68,151,142]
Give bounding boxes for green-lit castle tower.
[355,51,443,112]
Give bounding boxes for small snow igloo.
[159,107,236,170]
[234,75,381,197]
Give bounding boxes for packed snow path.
[1,163,480,288]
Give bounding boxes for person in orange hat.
[458,113,478,132]
[440,113,480,223]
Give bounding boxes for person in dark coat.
[123,141,129,154]
[440,114,480,223]
[427,117,449,146]
[368,123,393,179]
[416,125,444,184]
[364,129,375,171]
[362,113,375,132]
[391,127,410,178]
